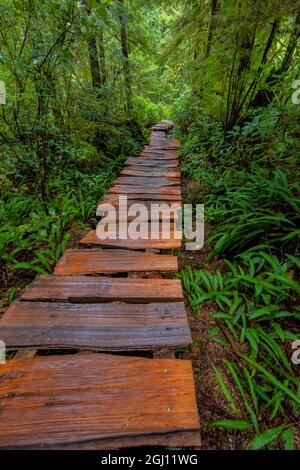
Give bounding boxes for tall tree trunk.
[250,12,300,108]
[224,0,259,129]
[205,0,219,59]
[118,0,133,116]
[99,29,106,85]
[82,0,102,95]
[192,49,199,95]
[88,37,102,93]
[243,19,279,109]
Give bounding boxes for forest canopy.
[0,0,299,451]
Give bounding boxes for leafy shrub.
[176,100,299,449]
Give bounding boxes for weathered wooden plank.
[140,156,178,162]
[151,126,172,132]
[0,354,200,449]
[152,120,173,130]
[132,162,179,169]
[97,198,182,222]
[121,167,180,178]
[115,176,180,187]
[0,301,191,351]
[54,249,178,275]
[98,198,182,214]
[109,185,181,196]
[144,144,179,151]
[151,129,167,134]
[125,157,178,168]
[21,275,184,303]
[145,146,179,152]
[106,192,181,201]
[150,134,166,139]
[44,430,201,450]
[98,194,182,207]
[79,229,182,250]
[141,147,178,152]
[148,138,179,145]
[149,147,179,151]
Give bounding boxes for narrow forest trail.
[0,122,201,449]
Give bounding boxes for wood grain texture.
[140,155,178,161]
[106,192,182,201]
[0,354,200,449]
[41,430,201,449]
[98,194,182,209]
[125,157,178,168]
[21,275,184,303]
[115,176,180,187]
[121,167,180,178]
[79,229,182,250]
[0,301,191,351]
[141,147,178,154]
[97,199,182,222]
[54,249,178,275]
[109,185,181,196]
[144,144,179,151]
[0,125,200,450]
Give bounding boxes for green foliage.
[0,0,299,452]
[0,153,128,302]
[177,84,299,451]
[181,252,299,447]
[211,363,241,415]
[249,426,295,450]
[208,419,253,431]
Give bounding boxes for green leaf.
[224,360,259,433]
[212,337,230,347]
[211,363,240,415]
[208,419,253,431]
[242,355,300,404]
[249,426,284,450]
[272,322,285,341]
[13,262,50,275]
[8,287,17,303]
[281,427,295,450]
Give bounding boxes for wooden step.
[0,354,200,449]
[151,126,171,132]
[97,198,182,221]
[98,194,182,209]
[115,176,180,186]
[109,185,181,196]
[54,249,178,275]
[146,146,179,152]
[128,160,179,167]
[79,229,182,250]
[125,157,178,168]
[106,192,181,201]
[0,301,191,351]
[121,167,180,178]
[21,275,184,303]
[140,154,178,161]
[87,220,181,232]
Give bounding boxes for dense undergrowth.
[174,96,300,450]
[0,0,170,307]
[0,124,144,306]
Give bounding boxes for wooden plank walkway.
[0,355,199,449]
[54,249,179,274]
[21,275,184,303]
[0,121,201,449]
[1,301,191,351]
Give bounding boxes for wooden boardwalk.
[0,121,200,449]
